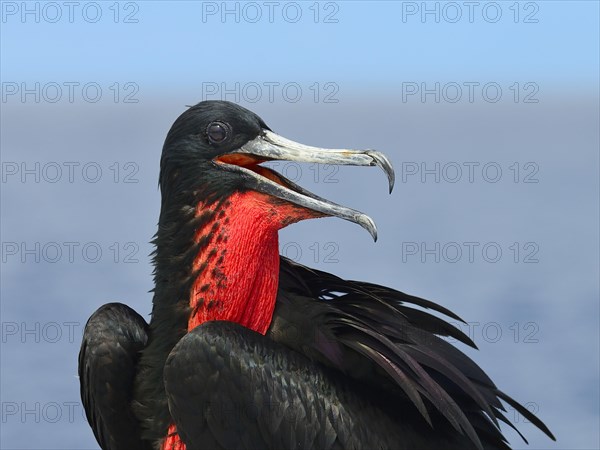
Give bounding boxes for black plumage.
[78,303,152,450]
[79,101,555,450]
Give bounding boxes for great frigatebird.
[79,100,555,450]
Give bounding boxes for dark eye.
[206,121,229,144]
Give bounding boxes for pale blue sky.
[2,1,598,88]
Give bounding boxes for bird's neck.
[139,189,319,447]
[187,191,285,334]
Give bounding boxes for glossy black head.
[158,100,395,240]
[159,101,269,192]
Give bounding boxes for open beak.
[214,130,395,241]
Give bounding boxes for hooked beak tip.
[365,150,395,194]
[357,214,378,242]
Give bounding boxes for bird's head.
[155,100,394,334]
[159,100,394,241]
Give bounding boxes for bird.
[79,100,555,450]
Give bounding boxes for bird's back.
[264,257,554,450]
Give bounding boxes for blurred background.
[1,1,598,449]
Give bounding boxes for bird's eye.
[206,122,230,144]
